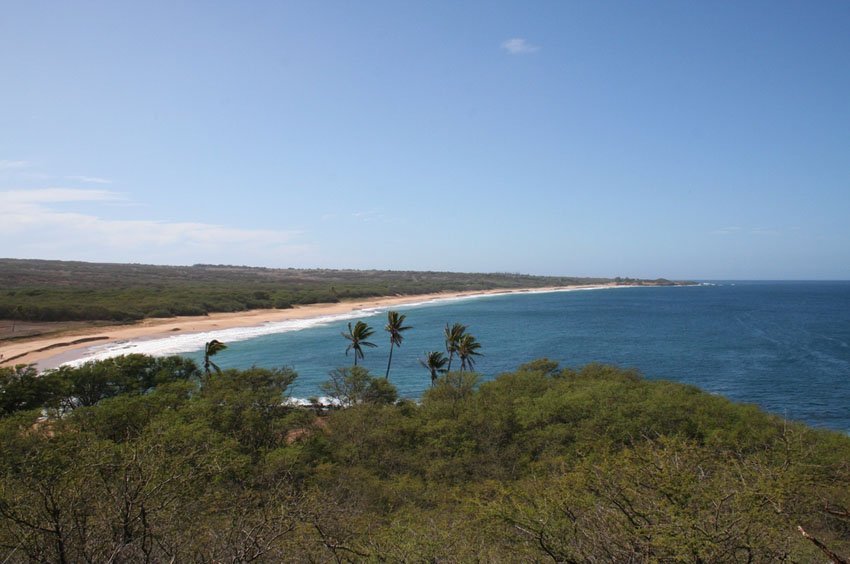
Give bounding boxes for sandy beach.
[0,285,618,370]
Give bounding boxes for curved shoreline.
[0,284,628,370]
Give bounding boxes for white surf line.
[60,284,656,367]
[390,283,655,310]
[62,308,372,367]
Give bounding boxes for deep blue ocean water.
[183,282,850,432]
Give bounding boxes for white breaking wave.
[285,396,340,407]
[64,309,376,367]
[61,284,634,367]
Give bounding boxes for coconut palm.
[342,320,377,366]
[456,333,482,372]
[203,339,227,375]
[419,351,448,386]
[444,322,467,372]
[384,311,412,379]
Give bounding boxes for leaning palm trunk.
[385,342,395,379]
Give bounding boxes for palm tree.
[203,339,227,375]
[342,320,377,366]
[384,311,412,379]
[419,351,448,386]
[444,322,467,372]
[456,333,482,372]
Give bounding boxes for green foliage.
[419,350,448,385]
[384,311,411,348]
[384,310,412,379]
[456,333,483,371]
[320,366,399,407]
[0,355,200,417]
[71,381,196,442]
[1,357,848,561]
[0,364,65,415]
[203,338,227,375]
[444,321,467,372]
[196,366,303,454]
[49,354,200,409]
[423,371,481,404]
[341,320,377,366]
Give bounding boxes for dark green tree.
[320,366,397,407]
[342,321,377,366]
[203,339,227,375]
[384,311,411,379]
[198,366,301,453]
[0,364,65,416]
[419,351,448,386]
[456,334,482,372]
[51,355,199,410]
[444,322,467,373]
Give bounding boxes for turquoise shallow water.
[183,282,850,432]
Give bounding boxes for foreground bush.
[1,358,848,561]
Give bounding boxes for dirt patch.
[285,416,330,444]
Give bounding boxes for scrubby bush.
[2,358,848,562]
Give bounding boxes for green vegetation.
[383,310,411,379]
[203,339,227,376]
[419,350,449,385]
[456,332,483,371]
[0,258,686,328]
[341,321,377,366]
[444,321,467,372]
[320,366,398,408]
[2,356,849,561]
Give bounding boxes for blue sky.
[2,1,849,279]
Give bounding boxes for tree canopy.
[2,356,849,561]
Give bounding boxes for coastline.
[0,284,626,370]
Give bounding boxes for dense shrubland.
[2,356,848,562]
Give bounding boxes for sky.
[2,1,849,280]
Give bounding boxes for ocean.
[77,282,850,432]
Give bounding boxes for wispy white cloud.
[1,161,111,185]
[711,226,783,236]
[3,188,123,203]
[750,227,780,236]
[0,159,31,170]
[66,175,112,185]
[351,210,383,223]
[0,189,312,265]
[501,38,540,55]
[711,226,741,235]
